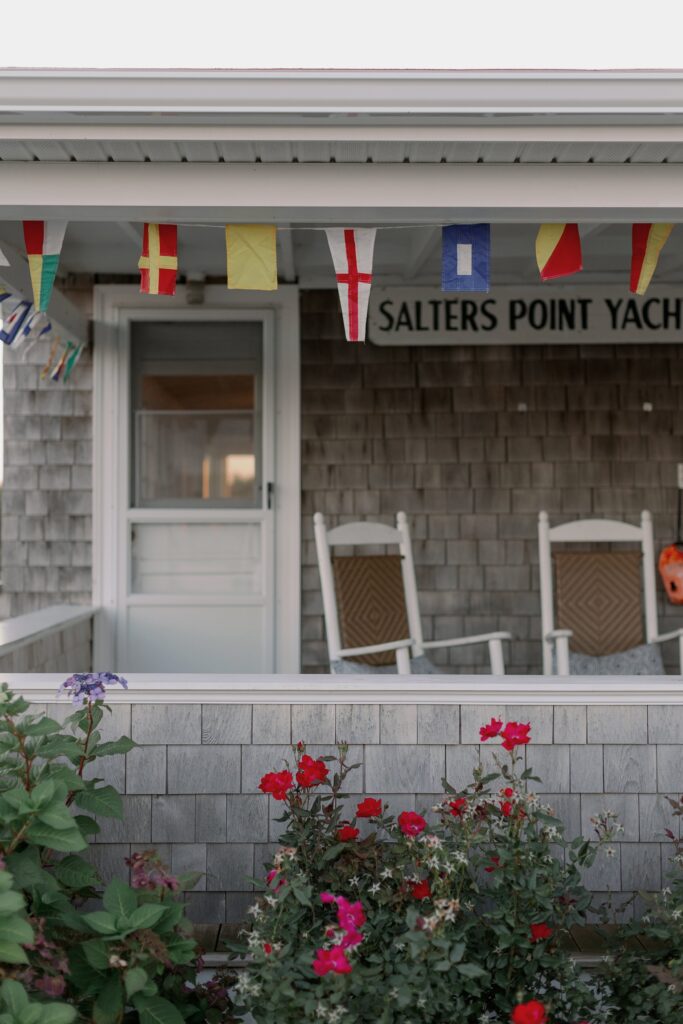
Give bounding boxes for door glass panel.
[131,522,262,595]
[130,321,263,508]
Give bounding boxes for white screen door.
[120,315,275,672]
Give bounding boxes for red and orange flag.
[535,224,582,281]
[138,224,178,295]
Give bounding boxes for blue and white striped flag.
[442,223,490,292]
[0,298,32,345]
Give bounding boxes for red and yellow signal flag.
[630,224,673,295]
[22,221,67,311]
[535,224,582,281]
[138,224,178,295]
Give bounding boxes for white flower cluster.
[234,973,262,998]
[316,1006,347,1024]
[419,897,461,934]
[273,846,297,867]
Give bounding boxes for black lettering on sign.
[414,302,429,331]
[528,300,548,330]
[480,299,498,330]
[509,300,527,330]
[641,299,662,331]
[445,301,459,330]
[604,298,622,330]
[428,300,442,330]
[558,299,575,330]
[621,299,642,329]
[395,303,413,330]
[378,300,394,331]
[461,300,479,332]
[663,298,683,330]
[577,298,592,330]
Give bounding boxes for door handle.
[266,482,274,509]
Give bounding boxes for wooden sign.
[367,285,683,345]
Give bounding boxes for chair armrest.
[422,631,512,651]
[545,629,573,641]
[650,628,683,644]
[337,639,413,658]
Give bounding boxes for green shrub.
[0,678,231,1024]
[228,720,620,1024]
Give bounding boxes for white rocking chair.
[314,511,511,675]
[538,509,683,676]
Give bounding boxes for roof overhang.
[2,69,683,128]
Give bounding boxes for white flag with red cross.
[325,228,376,342]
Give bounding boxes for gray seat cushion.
[331,654,441,675]
[567,643,664,676]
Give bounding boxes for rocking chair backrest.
[538,510,658,674]
[313,511,425,666]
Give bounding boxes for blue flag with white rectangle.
[441,224,490,292]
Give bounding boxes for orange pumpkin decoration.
[658,544,683,605]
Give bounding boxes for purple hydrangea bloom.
[57,672,128,706]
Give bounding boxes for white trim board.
[3,162,683,223]
[92,284,301,674]
[7,673,683,705]
[0,606,95,659]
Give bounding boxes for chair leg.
[396,647,411,675]
[488,638,505,676]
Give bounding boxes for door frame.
[92,284,301,673]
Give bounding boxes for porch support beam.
[0,238,89,344]
[1,161,683,224]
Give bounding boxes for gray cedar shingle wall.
[45,700,682,925]
[2,332,92,615]
[300,290,683,674]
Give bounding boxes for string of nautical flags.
[0,219,678,345]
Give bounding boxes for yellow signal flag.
[226,224,278,290]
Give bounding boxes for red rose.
[500,801,513,818]
[296,754,329,788]
[312,947,352,976]
[480,717,503,741]
[502,787,515,798]
[398,811,427,836]
[337,825,359,842]
[449,797,467,817]
[263,942,272,954]
[484,855,500,873]
[410,879,431,900]
[511,1000,547,1024]
[500,721,531,752]
[356,797,383,818]
[259,770,294,801]
[530,922,553,942]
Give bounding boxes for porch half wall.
[300,290,683,674]
[20,691,683,926]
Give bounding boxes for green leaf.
[93,737,135,757]
[21,718,62,737]
[54,855,100,891]
[133,995,185,1024]
[0,916,33,945]
[47,765,85,791]
[103,878,137,919]
[38,737,82,760]
[74,785,122,819]
[36,808,75,830]
[0,980,28,1014]
[93,975,123,1024]
[124,966,149,998]
[5,849,56,891]
[82,939,111,970]
[73,814,100,837]
[0,939,28,964]
[0,892,26,914]
[126,903,166,931]
[456,962,489,979]
[40,1006,77,1024]
[25,822,87,852]
[82,910,119,936]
